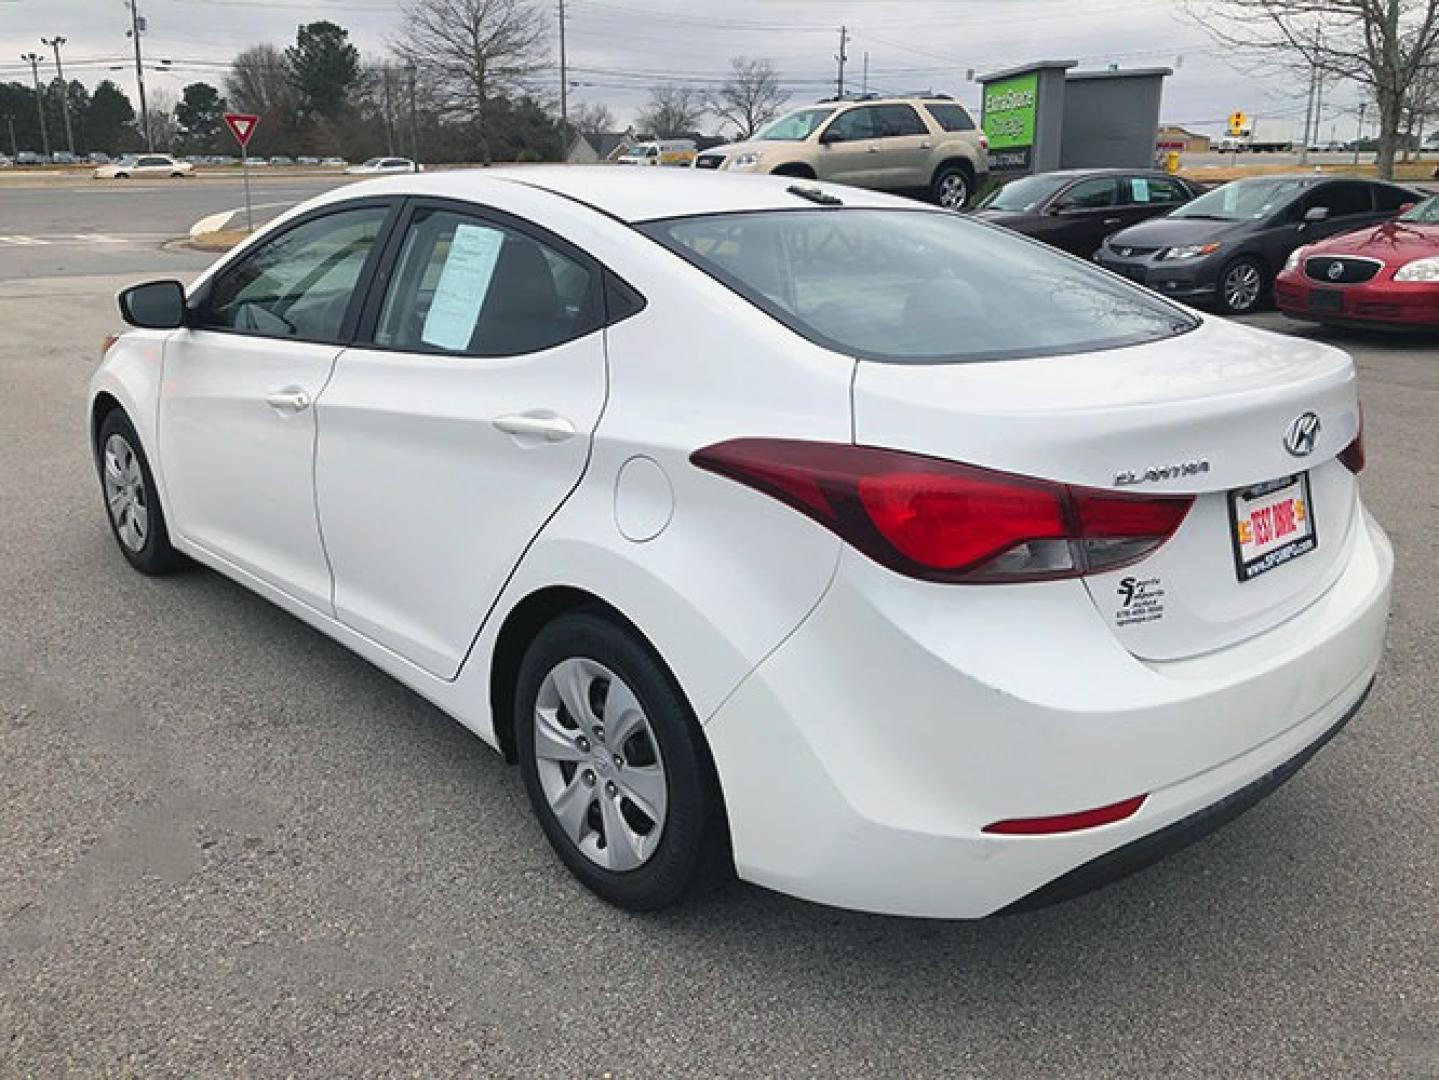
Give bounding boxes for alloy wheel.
[938,173,969,210]
[532,657,668,872]
[102,433,148,552]
[1224,262,1262,312]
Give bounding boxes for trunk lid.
[850,316,1361,660]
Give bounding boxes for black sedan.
[970,169,1204,258]
[1095,174,1419,314]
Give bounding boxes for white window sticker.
[421,223,504,351]
[1131,177,1150,203]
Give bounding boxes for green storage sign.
[983,73,1038,151]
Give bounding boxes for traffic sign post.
[223,113,261,232]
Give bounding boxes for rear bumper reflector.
[983,794,1147,836]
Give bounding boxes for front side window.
[924,103,976,132]
[1309,182,1373,218]
[1057,177,1118,210]
[373,208,601,356]
[755,107,835,142]
[641,209,1194,364]
[1375,184,1416,212]
[203,206,389,342]
[824,106,879,142]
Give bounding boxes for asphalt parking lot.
[1,177,1436,1077]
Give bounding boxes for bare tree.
[224,44,297,116]
[636,85,706,138]
[397,0,549,162]
[709,57,789,139]
[1189,0,1439,176]
[570,101,615,134]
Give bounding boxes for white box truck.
[1215,119,1297,153]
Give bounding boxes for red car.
[1276,195,1439,328]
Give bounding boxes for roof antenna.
[787,183,843,206]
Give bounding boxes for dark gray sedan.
[1095,174,1419,314]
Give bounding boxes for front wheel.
[1218,256,1267,315]
[931,164,974,210]
[515,611,731,910]
[96,409,181,575]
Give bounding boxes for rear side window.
[1127,176,1189,204]
[924,103,976,132]
[641,209,1194,364]
[372,207,601,356]
[875,104,927,137]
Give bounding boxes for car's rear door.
[158,199,398,612]
[871,104,933,188]
[313,199,611,679]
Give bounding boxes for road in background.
[0,174,352,278]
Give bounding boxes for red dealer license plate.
[1229,473,1317,582]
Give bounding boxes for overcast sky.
[0,0,1367,140]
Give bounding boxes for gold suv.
[693,96,990,208]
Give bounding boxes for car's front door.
[313,201,610,679]
[815,106,883,186]
[1048,176,1122,256]
[158,200,396,612]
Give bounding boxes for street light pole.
[558,0,569,133]
[20,53,51,159]
[126,0,153,151]
[41,36,76,156]
[406,62,419,162]
[4,114,17,158]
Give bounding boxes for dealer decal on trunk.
[1115,576,1166,626]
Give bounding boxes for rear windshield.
[639,209,1195,364]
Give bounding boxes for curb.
[189,209,238,238]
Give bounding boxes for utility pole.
[41,36,76,156]
[4,114,18,157]
[405,61,419,162]
[126,0,152,151]
[1299,49,1316,164]
[558,0,569,133]
[861,51,869,96]
[1353,102,1366,166]
[834,25,849,99]
[20,53,50,159]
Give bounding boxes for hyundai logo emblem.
[1118,247,1132,257]
[1326,261,1344,281]
[1284,412,1322,457]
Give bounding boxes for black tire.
[1217,256,1267,315]
[931,162,974,210]
[515,610,731,911]
[95,409,182,575]
[114,172,129,180]
[770,163,815,179]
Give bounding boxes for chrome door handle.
[265,388,311,412]
[493,413,577,442]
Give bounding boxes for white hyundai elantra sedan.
[90,167,1392,917]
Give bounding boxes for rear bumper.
[1275,273,1439,327]
[704,509,1392,918]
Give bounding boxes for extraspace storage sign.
[982,72,1038,172]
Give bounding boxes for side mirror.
[818,128,845,145]
[1303,205,1330,224]
[118,280,187,329]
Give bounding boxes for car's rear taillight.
[1339,407,1365,474]
[691,439,1193,584]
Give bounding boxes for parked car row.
[2,150,115,166]
[970,169,1432,327]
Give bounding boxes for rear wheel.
[515,611,730,910]
[114,172,130,180]
[770,163,815,179]
[931,163,974,210]
[96,409,181,575]
[1218,256,1267,315]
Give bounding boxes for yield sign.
[223,113,260,148]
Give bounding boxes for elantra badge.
[1284,412,1321,457]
